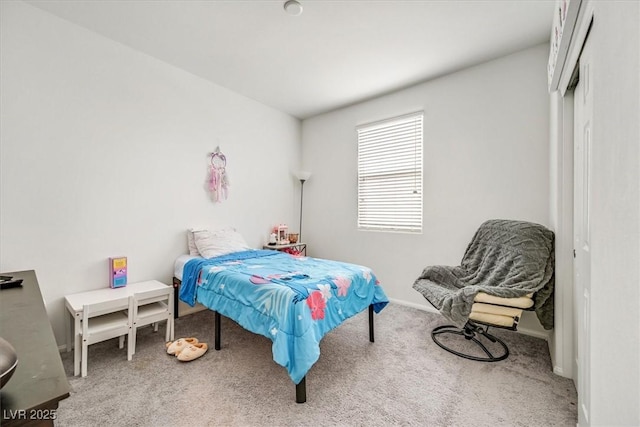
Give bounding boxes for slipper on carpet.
[177,342,208,362]
[166,337,199,355]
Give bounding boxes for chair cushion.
[469,300,525,328]
[468,311,518,328]
[473,292,534,309]
[471,302,523,318]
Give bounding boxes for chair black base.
[431,321,509,362]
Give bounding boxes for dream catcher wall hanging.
[208,147,229,202]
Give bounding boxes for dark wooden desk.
[0,270,70,426]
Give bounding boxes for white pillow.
[187,227,208,256]
[193,227,251,259]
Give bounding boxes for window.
[357,112,423,233]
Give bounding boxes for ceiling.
[25,0,555,119]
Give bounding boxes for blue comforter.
[179,250,389,384]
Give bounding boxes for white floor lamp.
[295,171,311,242]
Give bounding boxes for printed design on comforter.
[179,250,388,384]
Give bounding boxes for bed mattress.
[174,254,199,281]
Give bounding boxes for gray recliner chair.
[413,219,555,362]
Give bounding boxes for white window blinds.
[357,112,423,233]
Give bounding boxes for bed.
[173,229,389,403]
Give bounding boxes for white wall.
[302,44,551,336]
[0,1,302,345]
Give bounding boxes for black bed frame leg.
[172,279,180,320]
[296,377,307,403]
[369,304,375,343]
[214,311,221,350]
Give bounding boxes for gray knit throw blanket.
[413,219,555,330]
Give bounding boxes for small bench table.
[64,280,170,376]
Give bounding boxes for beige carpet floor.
[57,303,577,426]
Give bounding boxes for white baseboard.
[517,326,550,341]
[178,302,206,317]
[388,297,439,313]
[553,365,565,376]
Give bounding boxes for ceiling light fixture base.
[283,0,303,16]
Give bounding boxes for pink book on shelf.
[109,256,127,288]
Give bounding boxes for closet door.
[573,31,593,427]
